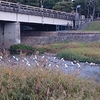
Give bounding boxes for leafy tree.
[73,0,100,18]
[43,0,55,9]
[53,1,72,12]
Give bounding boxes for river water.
[0,54,100,82]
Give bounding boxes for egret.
[48,63,51,67]
[22,60,24,62]
[42,56,45,59]
[90,62,96,66]
[13,56,16,59]
[53,57,56,59]
[61,58,65,62]
[35,55,37,59]
[65,64,68,68]
[0,56,2,59]
[26,62,31,66]
[56,65,59,68]
[77,63,81,68]
[24,57,27,61]
[15,58,19,61]
[71,61,74,65]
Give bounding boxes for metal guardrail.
[0,1,75,20]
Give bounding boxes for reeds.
[0,65,100,100]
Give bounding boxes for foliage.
[37,42,100,64]
[57,42,100,63]
[53,1,72,12]
[73,0,86,15]
[36,47,46,54]
[73,0,100,18]
[9,44,35,54]
[0,65,100,100]
[43,0,56,9]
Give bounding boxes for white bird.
[35,55,37,59]
[0,56,2,59]
[24,57,27,61]
[35,60,39,66]
[42,56,45,59]
[53,57,56,59]
[90,62,96,66]
[48,63,51,67]
[65,64,68,68]
[61,58,65,62]
[77,63,81,68]
[85,61,89,65]
[26,62,31,66]
[22,60,24,62]
[56,65,59,68]
[71,61,74,65]
[8,59,10,62]
[15,58,19,61]
[13,56,16,59]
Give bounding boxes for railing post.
[0,1,1,10]
[17,2,20,13]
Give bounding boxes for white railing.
[0,1,75,20]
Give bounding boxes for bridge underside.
[20,23,72,35]
[0,21,73,48]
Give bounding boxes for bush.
[9,44,36,54]
[37,47,46,54]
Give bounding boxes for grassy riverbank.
[85,21,100,31]
[0,65,100,100]
[35,42,100,64]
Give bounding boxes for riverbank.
[33,42,100,64]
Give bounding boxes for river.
[0,53,100,82]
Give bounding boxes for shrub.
[37,47,46,54]
[9,44,36,54]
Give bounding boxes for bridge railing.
[0,1,75,20]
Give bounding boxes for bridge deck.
[0,1,75,21]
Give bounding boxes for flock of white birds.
[0,50,97,71]
[0,50,100,81]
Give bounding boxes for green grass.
[36,42,100,63]
[57,42,100,63]
[0,65,100,100]
[85,21,100,31]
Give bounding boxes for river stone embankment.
[21,31,100,45]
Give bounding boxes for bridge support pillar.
[0,22,20,48]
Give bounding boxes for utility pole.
[39,0,43,8]
[92,0,95,20]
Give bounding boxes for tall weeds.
[0,65,100,100]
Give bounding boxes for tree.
[73,0,100,18]
[43,0,56,9]
[53,1,72,12]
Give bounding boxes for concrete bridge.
[0,1,75,48]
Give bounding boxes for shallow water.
[64,61,100,81]
[43,55,100,82]
[0,54,100,81]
